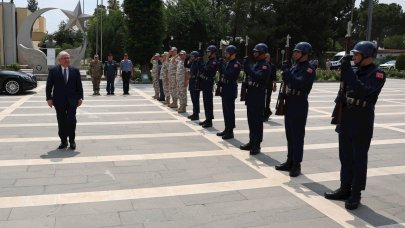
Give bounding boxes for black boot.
[222,129,234,140]
[216,128,227,137]
[187,113,195,119]
[240,141,252,151]
[275,159,292,171]
[202,120,212,128]
[345,192,361,210]
[190,114,199,121]
[289,163,301,177]
[199,120,206,125]
[324,185,351,200]
[249,142,261,155]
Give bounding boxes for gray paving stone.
[0,208,11,221]
[55,212,121,228]
[0,186,45,197]
[15,175,87,187]
[179,191,247,206]
[0,217,55,228]
[120,209,168,225]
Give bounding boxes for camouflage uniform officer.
[168,47,179,108]
[150,53,161,99]
[324,41,386,210]
[161,52,171,104]
[89,54,103,95]
[176,50,188,113]
[275,42,315,177]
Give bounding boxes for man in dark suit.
[46,51,84,150]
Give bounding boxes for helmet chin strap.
[296,53,305,63]
[355,55,364,67]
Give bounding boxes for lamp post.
[2,0,5,67]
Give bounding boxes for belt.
[199,75,211,80]
[122,71,131,73]
[248,81,260,88]
[347,97,367,107]
[221,78,236,84]
[287,88,302,96]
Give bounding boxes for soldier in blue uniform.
[275,42,315,177]
[263,53,277,122]
[198,45,218,128]
[239,43,271,155]
[324,41,386,210]
[104,54,117,95]
[187,51,202,121]
[216,45,241,140]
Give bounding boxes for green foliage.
[386,69,405,78]
[87,6,127,60]
[164,0,229,51]
[396,54,405,71]
[315,70,340,81]
[123,0,164,72]
[27,0,38,12]
[52,21,83,48]
[383,34,405,49]
[0,64,21,71]
[357,2,405,46]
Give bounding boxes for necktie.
[63,68,67,84]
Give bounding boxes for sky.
[11,0,405,33]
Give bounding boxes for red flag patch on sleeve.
[262,65,268,70]
[306,68,313,74]
[376,72,384,79]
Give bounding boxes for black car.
[0,70,37,95]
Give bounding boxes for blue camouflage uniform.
[282,61,315,165]
[104,60,117,94]
[338,63,386,194]
[219,58,241,130]
[200,57,218,121]
[244,59,271,144]
[189,58,202,116]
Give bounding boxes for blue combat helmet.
[351,41,377,59]
[293,42,312,55]
[253,43,268,53]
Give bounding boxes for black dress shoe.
[190,115,199,121]
[216,129,227,137]
[249,144,261,155]
[275,159,292,171]
[187,114,195,119]
[222,131,234,140]
[324,187,351,200]
[240,142,252,151]
[70,142,76,150]
[111,93,115,95]
[58,142,68,149]
[289,163,301,177]
[202,121,212,128]
[107,93,111,95]
[345,194,361,210]
[199,120,206,125]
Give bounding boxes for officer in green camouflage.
[89,54,103,95]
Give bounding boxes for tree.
[52,21,84,49]
[27,0,38,12]
[123,0,165,73]
[164,0,229,53]
[107,0,121,11]
[384,34,405,49]
[357,2,404,47]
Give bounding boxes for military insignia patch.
[306,68,313,74]
[234,64,239,68]
[376,72,384,79]
[262,65,268,70]
[212,61,217,65]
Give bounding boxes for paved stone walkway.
[0,78,405,227]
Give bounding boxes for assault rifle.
[275,34,291,116]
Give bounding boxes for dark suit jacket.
[46,65,84,108]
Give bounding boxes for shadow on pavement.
[40,149,80,161]
[302,182,400,227]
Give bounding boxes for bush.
[396,54,405,71]
[386,69,405,78]
[0,64,21,71]
[315,69,340,81]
